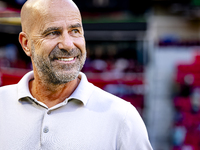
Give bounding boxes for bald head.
[20,0,80,34]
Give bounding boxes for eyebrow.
[42,27,62,36]
[69,23,82,29]
[41,23,82,35]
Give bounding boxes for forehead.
[43,9,81,26]
[45,0,80,17]
[33,0,82,32]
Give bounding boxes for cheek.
[75,38,86,54]
[33,39,57,56]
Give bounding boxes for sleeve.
[118,103,153,150]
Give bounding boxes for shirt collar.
[69,72,94,106]
[17,71,94,106]
[17,71,35,101]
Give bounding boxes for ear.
[19,32,32,57]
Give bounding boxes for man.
[0,0,153,149]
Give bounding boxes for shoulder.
[0,84,17,93]
[89,85,152,148]
[0,84,18,105]
[90,85,139,117]
[0,84,18,96]
[93,85,130,104]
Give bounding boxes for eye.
[72,29,79,34]
[46,31,61,36]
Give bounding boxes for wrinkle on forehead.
[20,0,80,35]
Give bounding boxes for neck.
[29,75,80,108]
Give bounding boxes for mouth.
[53,56,77,63]
[57,57,75,62]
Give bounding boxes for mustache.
[49,46,81,60]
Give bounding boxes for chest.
[0,103,120,150]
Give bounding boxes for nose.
[58,32,73,51]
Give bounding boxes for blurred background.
[1,0,200,149]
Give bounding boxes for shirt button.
[47,111,51,115]
[43,127,49,133]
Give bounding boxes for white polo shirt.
[0,71,153,150]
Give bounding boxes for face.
[27,1,86,85]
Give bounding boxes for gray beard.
[31,44,86,85]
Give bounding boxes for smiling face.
[20,0,86,85]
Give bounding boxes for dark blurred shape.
[83,22,147,31]
[0,0,26,9]
[73,0,151,15]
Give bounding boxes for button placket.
[47,111,51,115]
[43,126,49,133]
[41,110,52,143]
[42,110,52,134]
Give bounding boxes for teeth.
[58,57,74,61]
